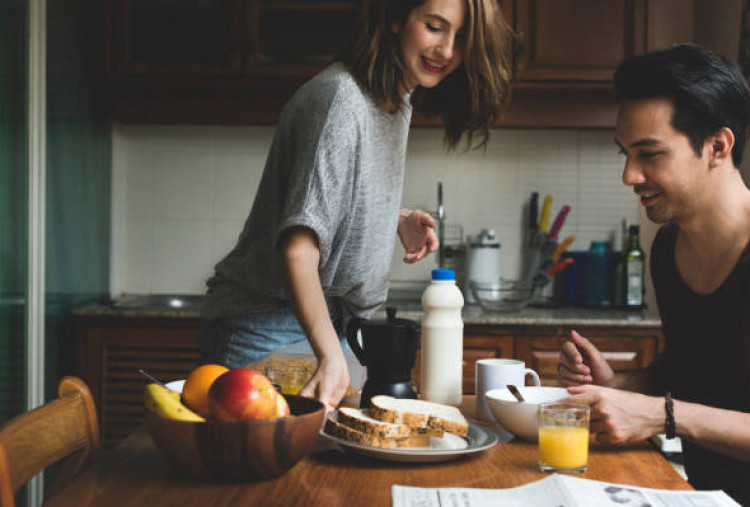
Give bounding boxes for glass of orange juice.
[538,402,590,474]
[264,364,310,395]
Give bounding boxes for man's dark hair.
[614,44,750,167]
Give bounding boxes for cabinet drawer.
[76,317,201,447]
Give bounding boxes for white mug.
[475,358,541,421]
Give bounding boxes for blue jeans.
[197,298,350,368]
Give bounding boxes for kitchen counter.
[384,304,661,328]
[75,294,661,328]
[74,294,205,319]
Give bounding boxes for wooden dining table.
[46,397,691,506]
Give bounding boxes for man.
[558,44,750,504]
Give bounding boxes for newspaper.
[392,474,739,507]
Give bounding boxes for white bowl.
[485,386,568,441]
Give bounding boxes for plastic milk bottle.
[420,268,464,405]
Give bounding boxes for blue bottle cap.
[431,268,455,281]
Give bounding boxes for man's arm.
[566,384,750,464]
[281,226,349,411]
[674,400,750,463]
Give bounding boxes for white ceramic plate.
[320,417,498,463]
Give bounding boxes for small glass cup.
[263,364,310,395]
[538,402,590,474]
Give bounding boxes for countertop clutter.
[74,294,663,447]
[75,294,661,328]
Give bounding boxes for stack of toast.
[324,395,469,449]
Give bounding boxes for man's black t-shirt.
[651,222,750,504]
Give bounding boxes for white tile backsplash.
[151,219,215,294]
[111,123,639,295]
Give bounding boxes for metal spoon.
[138,368,175,391]
[507,384,525,402]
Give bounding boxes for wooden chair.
[0,376,100,507]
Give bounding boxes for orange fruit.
[182,364,229,418]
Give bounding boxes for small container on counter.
[585,241,612,308]
[561,251,587,306]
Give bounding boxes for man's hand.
[558,330,616,387]
[298,349,350,412]
[397,209,438,264]
[565,385,663,444]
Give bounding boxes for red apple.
[208,368,290,421]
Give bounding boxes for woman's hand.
[280,226,350,411]
[558,330,616,387]
[298,348,350,412]
[397,209,438,264]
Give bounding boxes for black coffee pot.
[346,307,420,408]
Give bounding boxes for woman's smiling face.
[396,0,466,92]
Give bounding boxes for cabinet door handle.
[512,31,525,76]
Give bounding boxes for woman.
[198,0,511,410]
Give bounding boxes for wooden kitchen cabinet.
[492,0,649,127]
[104,0,693,126]
[508,0,646,84]
[75,315,201,447]
[107,0,359,76]
[106,0,244,77]
[105,0,363,124]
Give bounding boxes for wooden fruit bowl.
[145,395,325,481]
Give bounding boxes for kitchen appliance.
[465,229,502,303]
[346,307,420,408]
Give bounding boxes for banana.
[144,383,205,422]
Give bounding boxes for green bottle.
[626,225,644,308]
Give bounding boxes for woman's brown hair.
[341,0,512,151]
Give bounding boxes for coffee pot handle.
[346,317,367,366]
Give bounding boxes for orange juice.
[538,426,589,470]
[264,365,309,396]
[279,383,304,395]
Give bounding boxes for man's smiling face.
[615,97,708,224]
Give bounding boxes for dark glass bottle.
[626,225,644,308]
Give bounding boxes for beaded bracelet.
[665,391,676,439]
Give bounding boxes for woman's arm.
[281,226,349,410]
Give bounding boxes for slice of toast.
[337,407,411,439]
[411,426,444,439]
[369,395,469,437]
[324,417,431,448]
